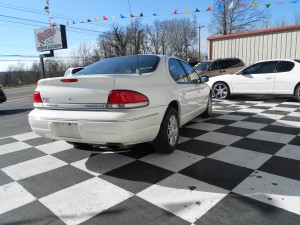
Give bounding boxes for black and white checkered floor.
[1,98,300,225]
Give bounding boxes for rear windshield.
[295,59,300,63]
[194,61,212,71]
[75,55,160,75]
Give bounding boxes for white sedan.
[207,59,300,101]
[28,55,212,154]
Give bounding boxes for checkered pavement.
[1,98,300,225]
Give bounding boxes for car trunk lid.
[36,76,115,110]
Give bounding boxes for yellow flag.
[252,3,258,7]
[95,17,99,22]
[184,10,190,14]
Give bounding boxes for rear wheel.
[212,82,230,99]
[154,107,179,154]
[295,85,300,102]
[201,93,212,118]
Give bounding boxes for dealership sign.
[34,25,67,52]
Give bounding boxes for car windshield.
[75,55,160,75]
[295,59,300,63]
[72,68,84,74]
[194,61,212,71]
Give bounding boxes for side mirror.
[201,76,209,83]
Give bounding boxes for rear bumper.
[28,107,167,145]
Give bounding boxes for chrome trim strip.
[43,103,107,110]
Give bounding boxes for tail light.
[33,91,44,108]
[107,90,149,109]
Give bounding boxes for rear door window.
[169,59,189,83]
[276,61,295,72]
[180,61,200,83]
[242,61,278,74]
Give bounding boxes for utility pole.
[197,25,205,62]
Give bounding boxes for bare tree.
[209,0,270,35]
[294,12,300,25]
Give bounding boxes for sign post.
[34,24,67,79]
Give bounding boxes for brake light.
[107,90,149,109]
[61,78,78,83]
[33,91,43,108]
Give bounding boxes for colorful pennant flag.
[252,3,259,7]
[291,0,299,3]
[120,14,126,19]
[241,4,247,8]
[95,17,99,22]
[173,10,178,14]
[130,14,135,18]
[217,4,223,10]
[73,20,76,24]
[265,4,271,7]
[103,16,108,20]
[276,1,284,3]
[140,12,144,17]
[153,13,157,16]
[205,7,212,11]
[194,8,200,12]
[87,19,92,22]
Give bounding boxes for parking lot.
[1,97,300,225]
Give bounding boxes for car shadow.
[0,108,32,116]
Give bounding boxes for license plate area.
[51,122,81,139]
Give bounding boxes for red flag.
[130,14,135,18]
[173,10,178,14]
[206,7,212,11]
[241,4,247,8]
[103,16,108,20]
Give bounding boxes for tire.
[201,93,212,118]
[295,85,300,102]
[212,82,230,99]
[153,107,179,154]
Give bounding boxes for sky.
[0,0,299,71]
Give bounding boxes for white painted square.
[275,145,300,161]
[11,132,41,141]
[137,173,228,223]
[186,123,224,132]
[0,142,31,156]
[271,120,300,129]
[229,121,267,130]
[208,146,271,170]
[269,107,298,112]
[253,113,285,120]
[214,114,248,121]
[2,155,67,180]
[0,182,36,214]
[40,177,133,225]
[36,141,73,154]
[247,131,295,144]
[287,112,300,117]
[71,153,135,176]
[280,102,300,106]
[254,103,279,107]
[233,171,300,215]
[140,150,204,172]
[237,108,266,113]
[195,132,243,146]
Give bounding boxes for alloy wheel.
[167,115,179,146]
[213,83,228,99]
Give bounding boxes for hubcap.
[167,115,179,146]
[213,83,228,99]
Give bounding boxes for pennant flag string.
[62,1,299,26]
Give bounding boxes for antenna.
[127,0,142,75]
